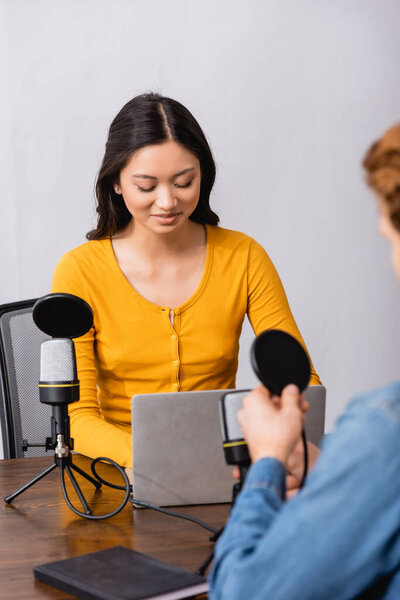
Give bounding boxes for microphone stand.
[4,406,102,515]
[231,464,249,504]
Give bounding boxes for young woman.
[51,93,321,468]
[210,123,400,599]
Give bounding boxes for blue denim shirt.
[210,381,400,600]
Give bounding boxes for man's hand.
[237,384,308,467]
[286,440,321,498]
[233,438,320,495]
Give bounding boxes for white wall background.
[1,0,400,457]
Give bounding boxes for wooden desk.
[0,456,230,599]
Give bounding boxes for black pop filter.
[33,293,93,339]
[251,329,311,395]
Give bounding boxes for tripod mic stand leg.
[69,462,101,489]
[197,547,216,576]
[62,465,93,516]
[4,462,58,504]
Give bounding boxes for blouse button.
[171,334,177,341]
[173,360,179,367]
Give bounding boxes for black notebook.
[33,545,209,600]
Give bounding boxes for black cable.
[129,498,218,534]
[90,457,128,490]
[60,457,131,520]
[57,453,218,530]
[300,428,308,489]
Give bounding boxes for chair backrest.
[0,299,52,458]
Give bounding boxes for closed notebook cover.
[33,545,209,600]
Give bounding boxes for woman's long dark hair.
[87,93,219,239]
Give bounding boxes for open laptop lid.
[131,386,326,507]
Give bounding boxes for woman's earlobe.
[113,181,122,195]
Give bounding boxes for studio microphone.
[35,292,93,458]
[5,293,131,520]
[219,329,311,499]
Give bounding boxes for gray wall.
[1,0,400,458]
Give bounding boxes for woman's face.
[114,140,201,234]
[379,200,400,279]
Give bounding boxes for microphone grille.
[40,339,77,382]
[220,392,246,441]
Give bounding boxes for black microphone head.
[33,293,93,339]
[251,329,311,395]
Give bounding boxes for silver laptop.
[131,386,326,507]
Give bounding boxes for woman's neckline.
[107,223,214,314]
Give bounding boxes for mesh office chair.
[0,299,52,459]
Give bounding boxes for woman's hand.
[286,440,321,498]
[125,467,133,485]
[237,384,308,467]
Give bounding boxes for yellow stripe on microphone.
[39,383,79,388]
[223,440,248,448]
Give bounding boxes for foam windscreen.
[250,329,311,395]
[33,293,93,339]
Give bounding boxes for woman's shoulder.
[53,239,112,282]
[210,225,262,251]
[52,238,113,295]
[210,225,271,264]
[57,238,111,266]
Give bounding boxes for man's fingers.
[269,394,281,408]
[286,473,300,489]
[281,384,301,408]
[236,408,245,426]
[301,399,309,413]
[286,487,300,499]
